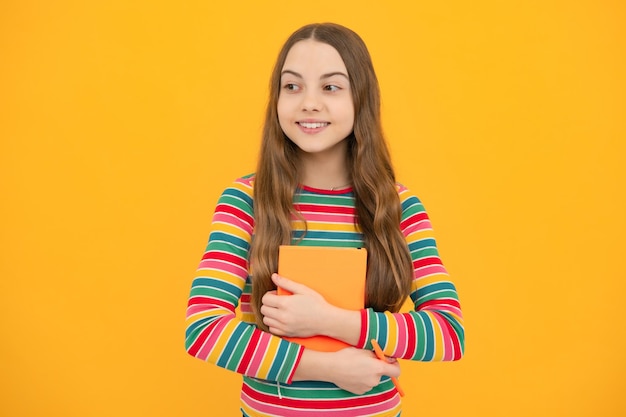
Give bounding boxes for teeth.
[299,122,328,129]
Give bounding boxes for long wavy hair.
[250,23,414,330]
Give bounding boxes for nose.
[301,89,322,112]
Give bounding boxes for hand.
[260,273,330,337]
[328,347,400,395]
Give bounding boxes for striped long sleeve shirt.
[185,175,464,416]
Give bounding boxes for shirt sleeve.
[184,177,304,383]
[356,185,465,361]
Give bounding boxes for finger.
[383,361,401,378]
[260,304,272,318]
[262,316,284,334]
[272,273,311,295]
[260,303,282,320]
[262,291,281,308]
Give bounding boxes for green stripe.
[413,312,427,360]
[294,194,355,205]
[366,308,379,346]
[401,195,424,213]
[412,246,440,259]
[243,376,396,399]
[206,239,248,258]
[276,343,302,383]
[226,325,255,371]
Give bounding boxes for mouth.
[297,121,330,129]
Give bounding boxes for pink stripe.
[186,304,227,316]
[246,332,271,376]
[351,394,400,415]
[414,265,448,279]
[198,260,247,277]
[426,299,462,317]
[238,177,254,187]
[300,212,355,223]
[434,313,454,360]
[447,305,463,317]
[392,313,409,358]
[213,212,254,235]
[241,391,400,416]
[197,317,231,359]
[242,392,305,417]
[403,219,432,235]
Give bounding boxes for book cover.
[277,245,367,351]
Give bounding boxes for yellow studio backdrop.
[1,1,624,416]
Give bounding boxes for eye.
[283,83,300,92]
[324,84,341,92]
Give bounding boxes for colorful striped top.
[185,175,464,416]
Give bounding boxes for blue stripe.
[439,310,465,353]
[217,324,247,367]
[415,282,457,304]
[185,316,211,339]
[292,239,363,248]
[291,230,363,240]
[420,311,435,360]
[401,195,423,211]
[377,312,388,346]
[267,341,289,380]
[223,186,253,207]
[209,231,250,251]
[408,238,437,252]
[192,277,241,296]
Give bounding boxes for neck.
[298,145,351,190]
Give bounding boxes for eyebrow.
[281,69,349,80]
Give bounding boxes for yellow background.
[1,1,624,416]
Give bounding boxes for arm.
[292,346,400,395]
[260,273,361,346]
[356,187,465,361]
[260,187,464,361]
[184,178,304,384]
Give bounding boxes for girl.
[185,23,464,416]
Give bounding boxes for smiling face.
[277,39,355,160]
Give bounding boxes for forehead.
[281,39,347,75]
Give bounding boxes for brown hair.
[251,23,414,330]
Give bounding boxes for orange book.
[277,245,367,351]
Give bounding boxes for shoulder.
[225,174,255,194]
[233,173,255,190]
[216,173,256,209]
[394,183,434,235]
[395,182,424,209]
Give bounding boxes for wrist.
[323,306,360,345]
[292,349,338,383]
